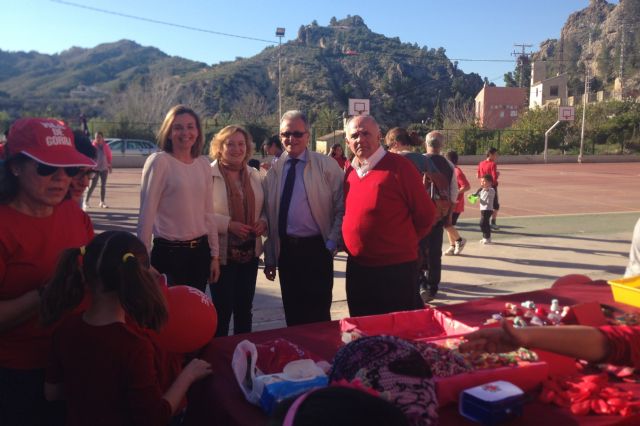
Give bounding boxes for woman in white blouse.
[210,125,266,336]
[137,105,220,292]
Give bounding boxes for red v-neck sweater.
[343,152,436,266]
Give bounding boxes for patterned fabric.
[329,335,438,425]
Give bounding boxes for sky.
[0,0,619,86]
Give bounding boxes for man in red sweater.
[342,115,436,317]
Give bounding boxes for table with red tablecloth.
[183,280,640,426]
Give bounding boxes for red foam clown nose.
[154,285,217,353]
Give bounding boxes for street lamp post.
[275,27,285,121]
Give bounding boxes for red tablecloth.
[183,280,640,426]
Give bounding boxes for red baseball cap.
[6,118,96,167]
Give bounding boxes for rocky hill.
[0,16,483,129]
[531,0,640,97]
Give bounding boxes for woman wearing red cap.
[0,118,96,425]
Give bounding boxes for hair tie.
[122,253,135,263]
[79,246,86,256]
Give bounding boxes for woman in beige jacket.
[210,125,266,336]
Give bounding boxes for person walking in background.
[137,104,220,292]
[477,147,500,230]
[342,115,435,317]
[421,131,458,302]
[328,143,348,169]
[476,174,496,244]
[260,135,284,172]
[443,151,470,256]
[263,110,344,326]
[83,131,112,210]
[625,218,640,278]
[209,125,266,337]
[384,127,426,173]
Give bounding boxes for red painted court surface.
[458,162,640,218]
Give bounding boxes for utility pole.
[275,27,286,122]
[512,43,532,87]
[619,23,625,100]
[578,30,593,163]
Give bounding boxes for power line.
[49,0,276,44]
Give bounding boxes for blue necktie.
[279,158,299,238]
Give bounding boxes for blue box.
[459,381,525,425]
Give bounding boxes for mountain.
[530,0,640,97]
[185,16,484,128]
[0,40,205,117]
[0,16,485,128]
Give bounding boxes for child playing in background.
[477,147,500,230]
[40,231,212,426]
[476,174,496,244]
[444,151,470,256]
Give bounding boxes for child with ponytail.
[40,231,211,426]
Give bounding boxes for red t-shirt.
[453,167,470,214]
[0,200,94,369]
[343,153,436,266]
[47,314,173,426]
[599,325,640,368]
[477,159,498,186]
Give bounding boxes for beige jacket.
[211,160,266,265]
[262,150,344,267]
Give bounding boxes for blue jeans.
[210,258,259,336]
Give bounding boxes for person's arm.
[162,358,212,414]
[458,169,471,194]
[0,289,40,333]
[402,163,436,240]
[460,320,610,363]
[137,154,166,253]
[325,157,345,249]
[203,161,220,283]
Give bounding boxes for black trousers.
[151,236,211,293]
[421,220,444,295]
[278,235,333,326]
[211,257,259,336]
[480,210,494,239]
[346,258,421,317]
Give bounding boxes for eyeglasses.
[36,163,80,177]
[280,131,307,139]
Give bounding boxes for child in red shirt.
[41,231,211,426]
[444,151,470,256]
[477,147,500,230]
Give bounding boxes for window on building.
[499,111,505,118]
[550,85,559,97]
[510,110,518,117]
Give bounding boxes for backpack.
[329,335,438,425]
[424,155,454,224]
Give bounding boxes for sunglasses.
[280,131,307,139]
[36,163,80,177]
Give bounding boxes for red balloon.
[154,285,217,353]
[552,274,592,288]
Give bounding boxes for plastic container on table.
[608,276,640,308]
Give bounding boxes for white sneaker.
[454,238,466,255]
[82,201,90,211]
[480,238,492,245]
[444,246,455,256]
[99,201,108,208]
